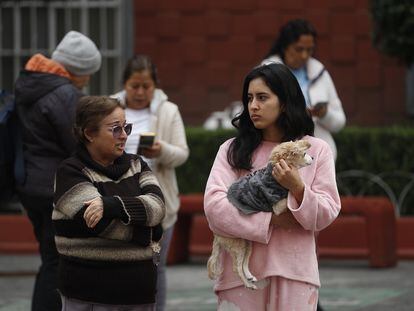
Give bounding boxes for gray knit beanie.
[52,31,101,76]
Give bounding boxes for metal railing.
[337,170,414,216]
[0,0,133,95]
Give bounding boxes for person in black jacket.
[53,95,165,310]
[14,30,101,311]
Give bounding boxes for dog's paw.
[272,199,287,215]
[243,277,258,290]
[245,282,258,290]
[247,276,257,283]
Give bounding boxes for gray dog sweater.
[227,163,288,215]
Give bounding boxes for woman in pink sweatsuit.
[204,63,341,311]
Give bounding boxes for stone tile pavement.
[0,255,413,311]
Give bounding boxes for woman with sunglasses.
[112,54,189,311]
[262,19,346,161]
[53,96,165,310]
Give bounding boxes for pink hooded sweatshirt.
[204,135,341,291]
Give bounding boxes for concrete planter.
[0,215,37,253]
[185,215,414,263]
[2,208,414,264]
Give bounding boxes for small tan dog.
[207,140,312,289]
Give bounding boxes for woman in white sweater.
[262,19,346,160]
[112,55,189,311]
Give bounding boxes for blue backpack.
[0,90,25,204]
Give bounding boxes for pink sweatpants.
[217,276,318,311]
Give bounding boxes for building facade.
[133,0,406,126]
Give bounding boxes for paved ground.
[0,255,413,311]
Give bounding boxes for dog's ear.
[285,140,308,159]
[285,141,302,156]
[269,140,310,164]
[296,140,311,152]
[269,142,289,164]
[269,150,284,164]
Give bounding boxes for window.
[0,0,133,95]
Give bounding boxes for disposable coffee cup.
[139,132,156,148]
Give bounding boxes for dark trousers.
[317,301,324,310]
[19,192,61,311]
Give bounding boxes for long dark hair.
[227,63,314,170]
[265,19,317,61]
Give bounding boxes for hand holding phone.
[139,141,161,158]
[312,101,328,111]
[310,101,328,118]
[139,132,156,149]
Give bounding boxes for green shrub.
[335,126,414,173]
[176,128,235,194]
[334,126,414,214]
[371,0,414,65]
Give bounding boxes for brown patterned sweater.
[53,145,165,305]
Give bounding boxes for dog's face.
[268,139,312,168]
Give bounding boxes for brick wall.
[133,0,406,126]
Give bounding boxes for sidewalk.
[0,255,413,311]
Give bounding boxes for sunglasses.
[109,123,132,138]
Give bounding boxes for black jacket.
[14,70,82,198]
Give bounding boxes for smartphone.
[312,101,328,111]
[139,132,156,148]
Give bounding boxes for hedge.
[334,126,414,173]
[176,126,414,214]
[176,128,235,195]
